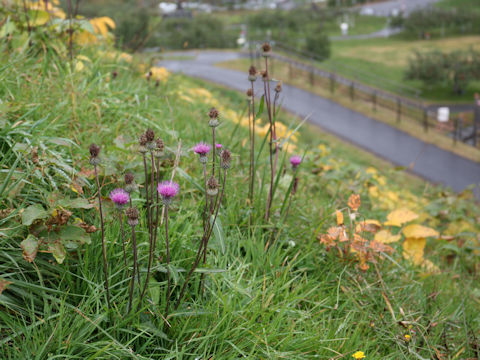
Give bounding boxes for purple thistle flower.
[193,142,211,163]
[290,155,302,169]
[157,181,180,205]
[193,142,211,155]
[110,188,130,209]
[216,143,223,149]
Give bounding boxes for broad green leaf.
[20,235,39,263]
[58,197,93,209]
[28,10,50,26]
[22,204,48,226]
[48,242,66,264]
[59,225,91,245]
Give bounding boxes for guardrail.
[246,42,478,147]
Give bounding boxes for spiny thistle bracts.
[89,143,101,165]
[206,176,219,196]
[126,207,139,226]
[220,149,232,169]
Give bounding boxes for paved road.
[357,0,440,16]
[159,51,480,196]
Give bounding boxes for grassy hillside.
[1,9,480,359]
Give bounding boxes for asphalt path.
[159,51,480,196]
[356,0,440,16]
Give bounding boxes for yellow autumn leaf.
[149,66,170,82]
[74,30,98,45]
[444,220,475,236]
[403,237,426,265]
[74,61,84,72]
[336,210,344,226]
[384,208,418,227]
[402,224,439,239]
[90,16,116,37]
[374,229,401,243]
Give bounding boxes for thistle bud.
[261,70,268,82]
[275,81,282,93]
[126,207,139,227]
[208,107,220,127]
[145,129,156,151]
[112,71,118,79]
[246,88,253,101]
[261,42,271,57]
[89,143,101,166]
[248,65,257,81]
[220,148,231,170]
[154,138,165,158]
[139,133,148,154]
[124,172,137,193]
[206,176,219,197]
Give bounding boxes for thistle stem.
[249,81,256,202]
[142,154,151,233]
[94,165,111,310]
[119,210,127,267]
[164,206,172,318]
[127,225,138,314]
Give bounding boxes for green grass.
[1,40,480,359]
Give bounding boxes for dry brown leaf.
[0,278,12,295]
[384,208,418,227]
[370,241,394,254]
[355,219,381,233]
[348,194,361,211]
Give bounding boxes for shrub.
[405,49,480,94]
[304,29,331,60]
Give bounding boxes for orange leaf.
[348,194,361,211]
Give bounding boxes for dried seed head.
[246,88,253,100]
[145,128,155,142]
[262,42,272,57]
[248,65,257,81]
[126,207,139,227]
[89,143,101,165]
[139,133,148,146]
[208,107,219,119]
[220,148,231,169]
[154,138,165,157]
[89,143,100,158]
[125,172,134,185]
[112,71,118,79]
[139,133,148,153]
[208,107,220,127]
[206,176,219,196]
[261,70,268,81]
[275,81,282,93]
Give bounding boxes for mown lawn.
[1,40,480,359]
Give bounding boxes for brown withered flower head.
[206,176,219,197]
[139,133,148,154]
[220,148,232,170]
[261,70,268,82]
[154,138,165,158]
[261,42,271,57]
[126,207,139,227]
[275,81,282,93]
[145,129,156,151]
[246,88,253,101]
[248,65,257,81]
[124,172,137,193]
[89,143,101,165]
[208,107,220,127]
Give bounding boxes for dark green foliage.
[403,7,480,38]
[149,15,237,50]
[406,49,480,94]
[304,29,330,60]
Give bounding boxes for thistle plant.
[194,142,211,231]
[247,66,257,202]
[89,143,111,310]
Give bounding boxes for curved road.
[159,51,480,197]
